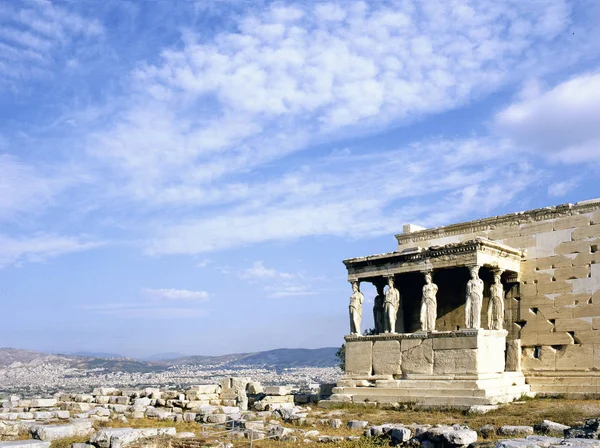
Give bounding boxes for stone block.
[522,346,556,371]
[504,236,537,249]
[29,400,56,408]
[402,339,433,374]
[536,280,573,295]
[433,348,478,374]
[536,332,574,345]
[554,266,591,281]
[263,386,292,396]
[555,344,594,370]
[573,252,600,266]
[555,240,591,255]
[555,318,592,332]
[573,304,600,318]
[498,426,534,436]
[189,385,220,394]
[372,340,401,375]
[0,442,51,448]
[554,293,592,307]
[573,331,600,344]
[554,215,591,230]
[488,226,521,240]
[520,222,554,236]
[535,255,572,270]
[345,340,373,376]
[32,422,93,442]
[506,340,521,372]
[432,336,478,350]
[572,225,600,240]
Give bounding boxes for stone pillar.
[488,268,505,330]
[372,279,386,335]
[384,276,402,333]
[465,265,484,329]
[420,271,438,332]
[349,280,364,336]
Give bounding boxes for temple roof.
[344,237,523,281]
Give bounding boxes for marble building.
[330,198,600,408]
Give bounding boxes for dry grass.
[49,435,90,448]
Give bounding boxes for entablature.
[344,237,522,282]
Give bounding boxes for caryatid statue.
[349,280,364,336]
[487,269,504,330]
[465,265,484,329]
[420,271,438,332]
[384,277,402,333]
[373,283,385,334]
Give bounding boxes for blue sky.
[1,0,599,358]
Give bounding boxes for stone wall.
[395,199,600,390]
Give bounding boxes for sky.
[1,0,599,358]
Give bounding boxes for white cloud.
[143,288,210,302]
[146,138,538,255]
[495,72,600,164]
[88,0,580,205]
[239,261,294,280]
[0,233,103,268]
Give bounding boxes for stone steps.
[526,375,600,397]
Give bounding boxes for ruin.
[330,198,600,408]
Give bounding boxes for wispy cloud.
[0,233,104,268]
[0,0,102,85]
[239,261,294,280]
[143,288,210,302]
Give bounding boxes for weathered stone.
[498,426,534,437]
[0,442,51,448]
[32,422,94,442]
[29,400,57,408]
[330,419,342,429]
[372,340,401,375]
[347,420,368,429]
[402,338,433,374]
[345,340,373,375]
[534,420,570,434]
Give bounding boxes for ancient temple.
[330,198,600,408]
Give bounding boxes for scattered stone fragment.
[329,419,342,429]
[498,426,535,437]
[535,420,571,434]
[347,420,368,429]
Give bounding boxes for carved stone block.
[372,340,401,376]
[345,340,373,376]
[401,339,433,374]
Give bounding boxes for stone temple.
[331,198,600,408]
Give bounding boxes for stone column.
[383,276,402,333]
[488,268,505,330]
[420,271,438,332]
[349,280,364,336]
[372,280,386,335]
[465,265,484,329]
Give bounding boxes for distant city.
[0,347,341,397]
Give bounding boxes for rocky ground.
[2,378,600,448]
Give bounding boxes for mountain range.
[0,347,339,372]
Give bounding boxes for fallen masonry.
[1,380,598,448]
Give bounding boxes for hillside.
[0,346,339,372]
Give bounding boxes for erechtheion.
[330,198,600,408]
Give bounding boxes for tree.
[335,328,376,371]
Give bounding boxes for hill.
[0,347,339,372]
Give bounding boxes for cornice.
[395,198,600,245]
